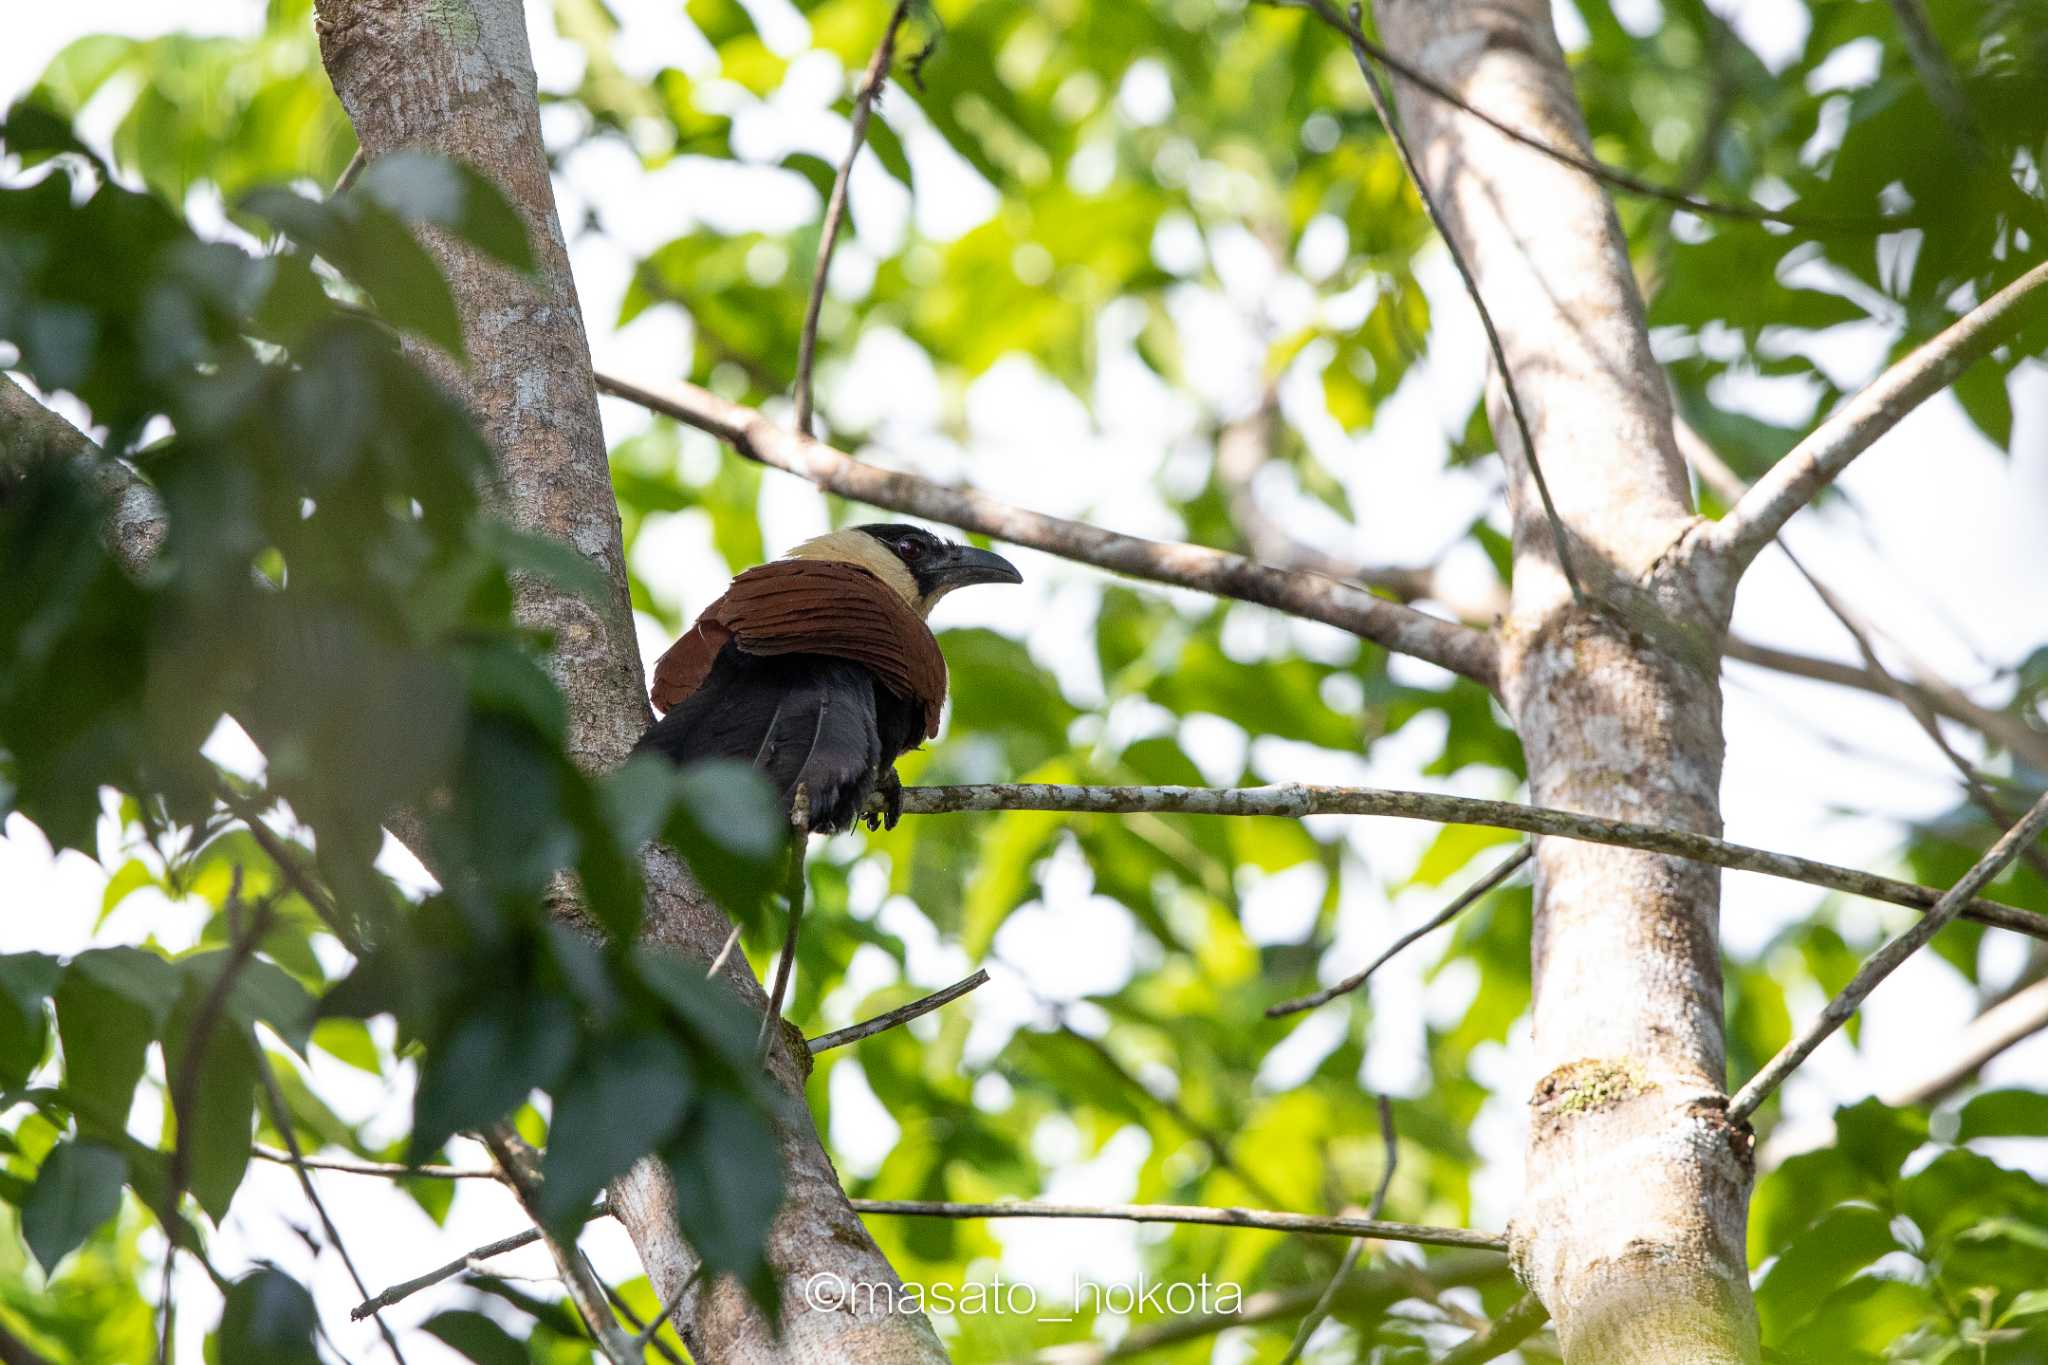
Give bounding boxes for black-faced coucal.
[635,524,1022,833]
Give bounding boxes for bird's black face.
[856,524,1022,601]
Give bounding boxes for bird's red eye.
[898,539,923,559]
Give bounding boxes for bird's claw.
[867,769,904,831]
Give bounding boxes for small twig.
[253,1055,410,1365]
[883,783,2048,941]
[349,1203,610,1321]
[1058,1021,1285,1210]
[808,968,990,1053]
[1728,790,2048,1123]
[334,147,367,195]
[793,0,913,435]
[757,787,812,1064]
[1276,1094,1399,1364]
[1332,1,1580,603]
[849,1198,1504,1250]
[632,1265,700,1358]
[251,1146,502,1181]
[578,1250,691,1365]
[162,876,274,1363]
[1269,846,1531,1017]
[707,922,744,980]
[1435,1291,1550,1365]
[1278,0,1887,232]
[219,787,368,955]
[481,1127,641,1365]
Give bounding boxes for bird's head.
[789,524,1022,617]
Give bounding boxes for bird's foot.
[867,768,904,831]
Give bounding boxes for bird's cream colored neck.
[785,531,926,615]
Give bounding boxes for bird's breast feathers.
[650,559,948,737]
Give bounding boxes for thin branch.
[219,787,370,955]
[1728,790,2048,1123]
[1057,1022,1285,1210]
[1276,1094,1398,1365]
[757,789,811,1064]
[1722,636,2048,774]
[706,922,744,980]
[1031,1249,1510,1363]
[481,1128,640,1365]
[0,1322,58,1365]
[1435,1291,1551,1365]
[350,1202,612,1321]
[1269,845,1531,1018]
[1278,0,1887,232]
[793,0,912,435]
[1880,972,2048,1107]
[887,783,2048,941]
[807,968,990,1053]
[621,1261,698,1363]
[252,1053,410,1365]
[334,147,367,195]
[591,372,1501,687]
[849,1198,1505,1250]
[1328,0,1581,603]
[1707,259,2048,572]
[1679,421,2048,881]
[250,1146,501,1181]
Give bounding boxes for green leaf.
[423,1310,529,1365]
[350,151,536,273]
[667,1092,783,1309]
[240,187,467,357]
[217,1270,320,1365]
[311,1017,383,1075]
[477,522,614,609]
[538,1033,695,1227]
[1954,363,2015,449]
[98,858,156,923]
[0,952,59,1090]
[1956,1088,2048,1141]
[181,951,316,1056]
[163,977,261,1221]
[412,992,577,1157]
[1754,1202,1899,1338]
[662,759,789,930]
[53,967,155,1136]
[21,1139,127,1275]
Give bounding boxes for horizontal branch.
[1707,260,2048,572]
[1729,790,2048,1123]
[1,374,166,576]
[807,969,989,1053]
[890,784,2048,941]
[1724,636,2048,773]
[1033,1249,1510,1362]
[251,1145,502,1181]
[848,1199,1506,1251]
[594,373,1500,688]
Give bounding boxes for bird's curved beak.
[930,543,1022,591]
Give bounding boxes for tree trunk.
[1376,2,1758,1359]
[312,3,947,1358]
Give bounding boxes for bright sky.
[4,3,2048,1362]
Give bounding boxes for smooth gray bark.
[1378,1,1758,1358]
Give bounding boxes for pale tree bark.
[1377,1,1756,1360]
[310,3,946,1359]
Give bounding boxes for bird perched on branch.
[636,524,1022,833]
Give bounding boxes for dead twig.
[1276,1094,1400,1364]
[807,968,990,1053]
[793,0,913,435]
